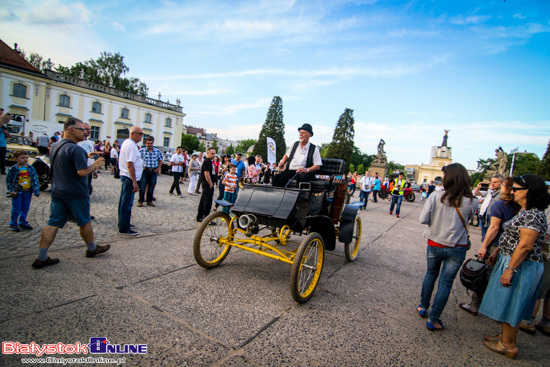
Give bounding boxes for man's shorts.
[48,196,91,228]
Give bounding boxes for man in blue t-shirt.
[32,118,110,269]
[231,151,246,198]
[0,109,12,174]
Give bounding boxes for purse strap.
[455,206,468,233]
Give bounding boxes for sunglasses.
[511,187,528,192]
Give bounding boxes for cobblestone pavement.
[0,171,202,258]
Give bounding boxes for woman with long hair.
[417,163,479,331]
[459,177,520,316]
[479,174,549,359]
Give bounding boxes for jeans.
[139,169,158,203]
[0,146,6,174]
[170,172,182,195]
[372,190,379,202]
[359,190,370,209]
[420,245,467,322]
[10,191,32,227]
[87,173,93,195]
[390,194,403,215]
[222,191,235,214]
[118,176,135,232]
[197,182,214,220]
[215,182,225,208]
[350,183,356,196]
[480,224,488,242]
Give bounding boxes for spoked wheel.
[344,216,362,261]
[290,232,325,303]
[193,211,232,268]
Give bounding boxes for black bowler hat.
[298,123,313,136]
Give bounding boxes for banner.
[267,137,276,164]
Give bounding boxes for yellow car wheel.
[290,232,324,303]
[193,211,232,268]
[344,216,361,262]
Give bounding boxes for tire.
[378,190,388,200]
[405,193,415,202]
[344,216,362,261]
[290,232,325,303]
[193,211,232,268]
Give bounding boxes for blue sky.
[1,0,549,170]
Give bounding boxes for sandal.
[484,334,502,342]
[483,339,517,359]
[416,306,427,318]
[426,319,444,331]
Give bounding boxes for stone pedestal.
[369,163,387,180]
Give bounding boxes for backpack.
[459,257,489,293]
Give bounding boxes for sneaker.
[396,214,400,218]
[459,303,478,316]
[19,224,33,230]
[389,212,392,215]
[147,202,155,207]
[152,197,157,201]
[86,244,111,258]
[137,202,143,207]
[32,257,60,269]
[178,194,184,198]
[169,192,175,195]
[119,229,139,236]
[535,320,550,336]
[10,226,20,232]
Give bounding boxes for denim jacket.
[6,164,41,196]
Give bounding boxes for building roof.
[186,126,206,136]
[0,39,40,73]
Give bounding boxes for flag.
[267,137,276,164]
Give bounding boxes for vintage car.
[6,135,39,165]
[193,158,362,303]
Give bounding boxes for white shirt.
[285,142,323,171]
[360,176,374,192]
[170,153,184,173]
[119,138,143,181]
[110,148,118,159]
[77,139,95,166]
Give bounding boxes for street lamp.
[509,147,518,176]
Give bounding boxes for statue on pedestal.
[373,139,387,165]
[485,147,508,178]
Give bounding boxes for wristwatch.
[306,168,310,173]
[505,265,517,273]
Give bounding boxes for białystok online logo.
[2,338,147,356]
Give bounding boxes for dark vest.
[287,141,316,170]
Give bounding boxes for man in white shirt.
[118,126,144,236]
[359,171,374,210]
[77,123,96,195]
[169,147,185,197]
[273,123,322,187]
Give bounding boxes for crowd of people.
[3,113,550,360]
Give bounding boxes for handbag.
[460,256,489,293]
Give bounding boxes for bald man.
[118,126,144,235]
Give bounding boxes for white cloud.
[449,15,491,25]
[111,22,125,32]
[513,13,526,20]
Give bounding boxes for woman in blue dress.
[480,174,550,359]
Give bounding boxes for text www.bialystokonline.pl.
[21,356,126,365]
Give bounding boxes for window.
[163,137,170,147]
[59,94,70,107]
[90,126,100,141]
[144,113,152,123]
[121,108,129,119]
[12,83,27,98]
[92,102,102,113]
[165,118,172,127]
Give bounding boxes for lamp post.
[509,147,518,176]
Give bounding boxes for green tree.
[211,139,219,153]
[387,161,405,176]
[536,139,550,180]
[252,96,286,163]
[226,145,235,156]
[319,143,331,158]
[198,142,206,152]
[181,133,200,153]
[326,108,355,173]
[235,139,257,154]
[56,51,149,96]
[356,163,365,175]
[509,152,540,176]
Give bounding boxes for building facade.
[417,130,453,184]
[0,40,185,148]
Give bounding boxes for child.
[222,164,238,215]
[6,150,40,231]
